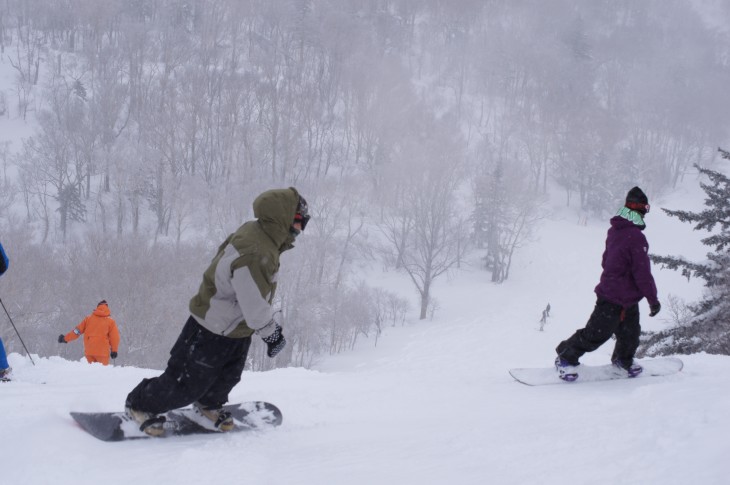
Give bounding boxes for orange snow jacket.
[64,303,120,358]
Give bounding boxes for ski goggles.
[295,196,310,230]
[626,202,650,214]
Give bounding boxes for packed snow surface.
[3,183,729,485]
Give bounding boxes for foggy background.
[0,0,728,369]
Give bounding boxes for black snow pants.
[126,316,252,414]
[556,298,641,365]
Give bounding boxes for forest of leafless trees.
[0,0,728,369]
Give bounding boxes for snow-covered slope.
[3,179,729,485]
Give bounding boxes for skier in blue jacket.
[0,241,10,379]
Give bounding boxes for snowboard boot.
[0,367,12,381]
[555,356,579,382]
[612,359,643,378]
[193,402,234,431]
[124,406,166,436]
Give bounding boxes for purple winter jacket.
[594,215,659,308]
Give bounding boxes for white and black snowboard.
[509,357,683,386]
[71,401,282,441]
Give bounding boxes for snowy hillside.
[3,181,729,485]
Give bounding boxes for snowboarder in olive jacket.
[125,187,310,435]
[555,187,661,381]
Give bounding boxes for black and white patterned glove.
[261,324,286,358]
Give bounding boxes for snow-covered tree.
[641,150,730,356]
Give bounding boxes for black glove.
[110,351,118,359]
[261,324,286,358]
[649,302,661,317]
[58,334,66,343]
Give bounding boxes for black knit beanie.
[625,187,649,214]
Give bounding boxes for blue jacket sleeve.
[0,243,8,276]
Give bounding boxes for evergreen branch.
[650,254,711,282]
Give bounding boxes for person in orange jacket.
[58,300,120,365]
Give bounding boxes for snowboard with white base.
[509,357,683,386]
[70,401,282,441]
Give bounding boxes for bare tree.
[8,18,43,119]
[476,156,544,283]
[379,111,465,319]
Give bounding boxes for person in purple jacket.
[555,187,661,381]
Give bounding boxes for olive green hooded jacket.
[189,187,300,338]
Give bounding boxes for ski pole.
[0,297,36,365]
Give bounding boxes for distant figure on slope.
[0,241,10,380]
[539,303,551,331]
[554,187,661,381]
[58,300,120,366]
[124,187,309,436]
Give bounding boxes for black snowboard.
[70,402,283,442]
